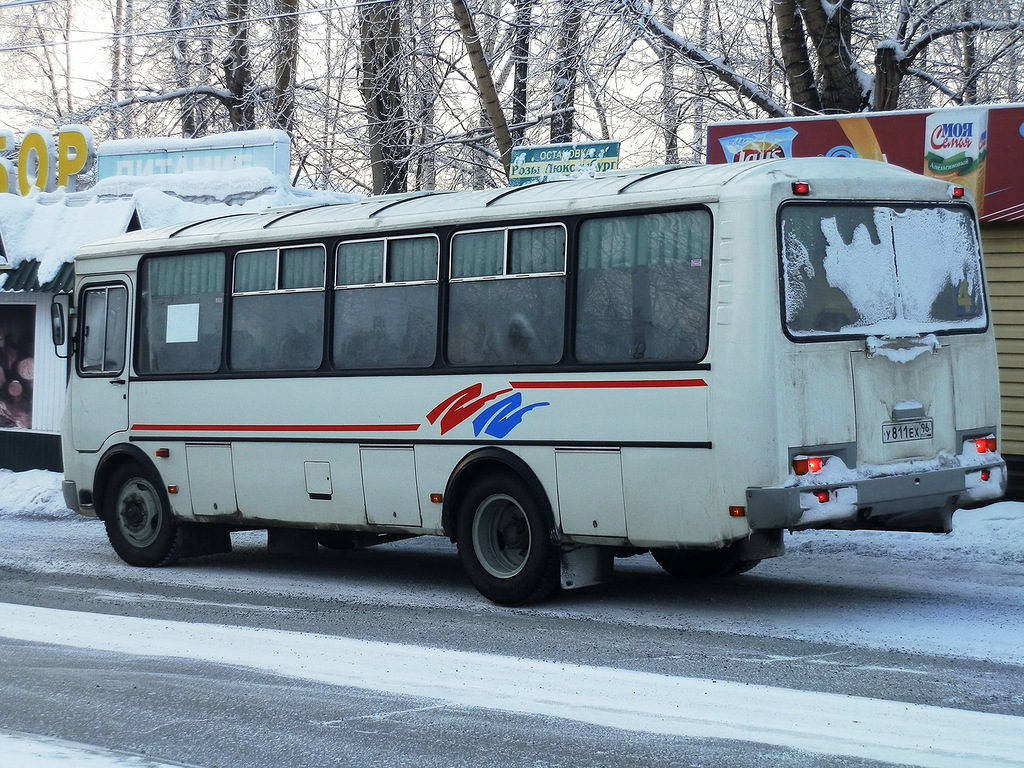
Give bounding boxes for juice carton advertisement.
[923,109,988,214]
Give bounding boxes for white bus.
[56,158,1006,605]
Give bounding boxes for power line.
[0,0,53,9]
[0,0,388,54]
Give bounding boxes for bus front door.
[71,282,131,452]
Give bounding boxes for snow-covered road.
[2,469,1023,767]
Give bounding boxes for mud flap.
[178,523,233,559]
[560,545,614,590]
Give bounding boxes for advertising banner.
[707,105,1024,221]
[0,304,34,429]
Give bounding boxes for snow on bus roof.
[76,158,950,259]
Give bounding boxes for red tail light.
[814,490,830,504]
[793,456,824,475]
[974,437,997,454]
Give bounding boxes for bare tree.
[550,0,583,143]
[272,0,300,131]
[361,0,409,193]
[509,0,536,145]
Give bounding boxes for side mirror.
[50,300,66,350]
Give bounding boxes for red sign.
[707,104,1024,222]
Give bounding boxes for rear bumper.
[746,458,1006,533]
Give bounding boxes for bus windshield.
[780,203,987,338]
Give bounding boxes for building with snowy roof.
[0,130,356,471]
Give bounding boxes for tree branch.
[621,0,789,117]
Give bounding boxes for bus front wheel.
[456,473,559,606]
[652,545,760,579]
[103,463,180,568]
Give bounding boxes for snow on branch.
[904,18,1024,68]
[71,86,243,123]
[619,0,789,118]
[903,66,961,104]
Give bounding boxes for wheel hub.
[121,497,148,533]
[501,520,525,549]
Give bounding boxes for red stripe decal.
[509,379,707,390]
[131,424,421,433]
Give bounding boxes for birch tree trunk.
[452,0,512,178]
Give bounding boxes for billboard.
[96,129,291,180]
[707,104,1024,222]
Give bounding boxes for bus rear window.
[781,203,986,338]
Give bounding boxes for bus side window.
[137,252,225,374]
[447,225,566,367]
[79,285,127,375]
[333,236,439,370]
[230,245,325,372]
[576,210,711,364]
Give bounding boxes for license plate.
[882,419,933,443]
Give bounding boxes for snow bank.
[0,469,69,519]
[784,501,1024,566]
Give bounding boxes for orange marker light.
[155,448,170,459]
[729,506,746,517]
[429,493,443,504]
[792,181,810,196]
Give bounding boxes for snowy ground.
[2,468,1024,767]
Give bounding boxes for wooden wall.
[982,222,1024,496]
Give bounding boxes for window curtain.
[338,240,384,285]
[452,231,503,278]
[234,249,277,292]
[388,237,438,282]
[509,226,565,274]
[281,246,326,289]
[145,251,225,296]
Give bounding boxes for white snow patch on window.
[781,221,814,323]
[820,209,897,325]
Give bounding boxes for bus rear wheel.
[103,463,180,568]
[652,545,760,579]
[456,473,559,606]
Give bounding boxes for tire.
[456,473,560,606]
[102,463,180,567]
[652,544,760,579]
